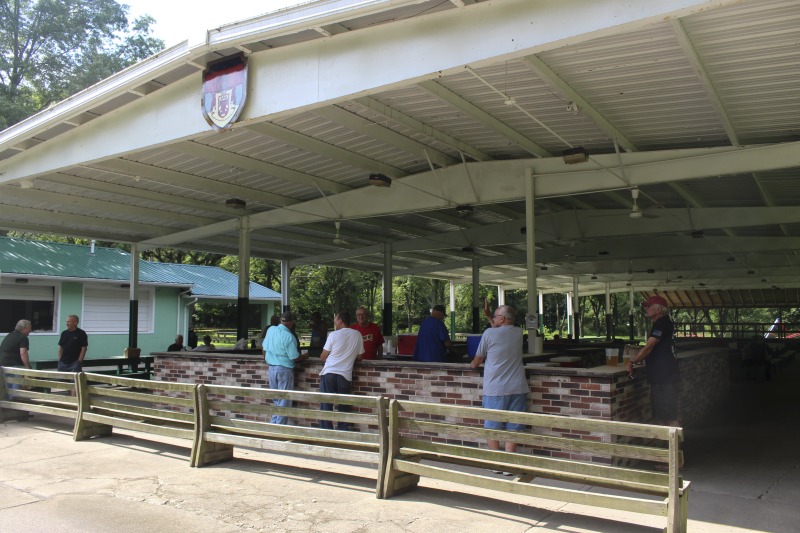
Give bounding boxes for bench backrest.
[0,366,79,419]
[387,399,685,513]
[198,383,386,449]
[74,372,199,442]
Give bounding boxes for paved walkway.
[2,362,799,532]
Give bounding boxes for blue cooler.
[466,334,483,358]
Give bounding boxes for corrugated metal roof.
[0,238,279,301]
[0,0,799,295]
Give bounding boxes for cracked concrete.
[2,361,799,532]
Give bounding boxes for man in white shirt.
[319,310,364,430]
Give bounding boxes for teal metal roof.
[0,238,280,301]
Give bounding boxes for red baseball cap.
[642,296,669,308]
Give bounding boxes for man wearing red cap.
[627,296,681,428]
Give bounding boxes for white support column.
[605,282,612,340]
[566,292,573,338]
[237,217,251,340]
[629,286,636,340]
[472,257,480,333]
[383,242,393,337]
[524,167,539,335]
[128,243,140,350]
[449,280,456,340]
[573,277,580,340]
[497,285,505,306]
[538,291,544,335]
[280,260,290,312]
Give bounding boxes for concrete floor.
[1,362,798,532]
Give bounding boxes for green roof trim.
[0,238,280,301]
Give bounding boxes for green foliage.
[219,256,281,292]
[290,265,382,328]
[0,0,164,129]
[141,248,222,266]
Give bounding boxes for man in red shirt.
[350,306,384,360]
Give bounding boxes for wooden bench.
[193,384,388,497]
[0,367,79,421]
[73,372,199,460]
[383,399,690,533]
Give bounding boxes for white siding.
[83,286,152,333]
[0,284,54,301]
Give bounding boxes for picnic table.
[33,356,154,377]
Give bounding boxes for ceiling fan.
[333,220,348,245]
[628,187,657,219]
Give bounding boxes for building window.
[0,285,55,332]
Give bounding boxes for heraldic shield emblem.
[202,54,248,130]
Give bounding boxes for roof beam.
[354,96,492,162]
[94,159,296,208]
[139,141,800,246]
[172,141,353,195]
[0,204,172,238]
[522,55,637,152]
[40,173,249,217]
[671,19,740,146]
[246,121,408,178]
[1,186,213,228]
[314,106,459,168]
[418,80,552,158]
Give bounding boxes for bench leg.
[195,442,234,467]
[74,419,113,440]
[385,471,421,498]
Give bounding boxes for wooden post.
[666,427,685,532]
[375,396,389,499]
[382,400,419,498]
[73,372,112,441]
[193,384,233,466]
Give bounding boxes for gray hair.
[15,319,32,332]
[495,305,517,321]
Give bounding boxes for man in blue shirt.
[413,305,452,362]
[263,311,305,424]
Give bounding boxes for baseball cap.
[432,305,448,316]
[642,296,668,308]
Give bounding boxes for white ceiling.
[1,0,800,303]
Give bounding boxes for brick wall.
[154,348,728,459]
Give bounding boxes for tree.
[0,0,164,129]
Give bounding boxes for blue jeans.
[6,365,24,391]
[319,373,352,431]
[57,360,82,372]
[268,365,294,424]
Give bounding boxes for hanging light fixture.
[368,173,392,187]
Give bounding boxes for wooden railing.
[383,399,690,532]
[194,384,389,496]
[0,367,690,532]
[0,367,78,420]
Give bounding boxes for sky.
[126,0,306,47]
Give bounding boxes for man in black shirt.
[167,335,185,352]
[57,315,89,372]
[627,296,680,426]
[0,319,32,369]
